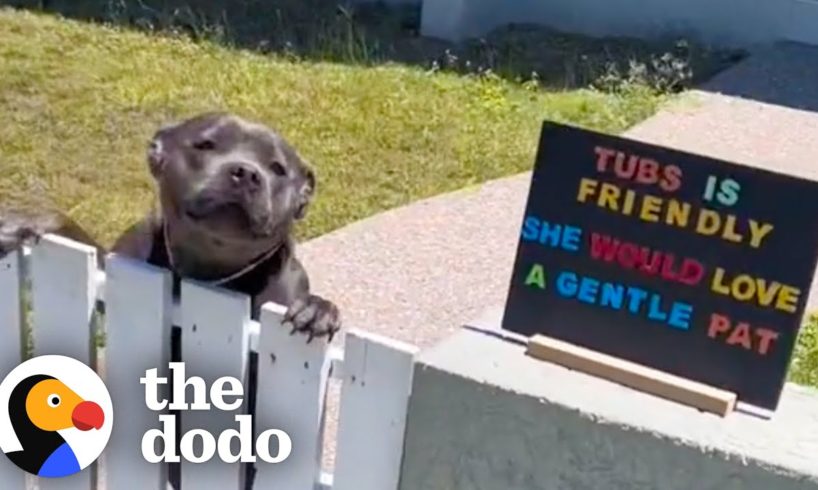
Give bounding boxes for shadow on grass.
[0,0,746,91]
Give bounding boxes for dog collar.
[162,222,282,287]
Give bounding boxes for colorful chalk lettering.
[576,178,774,248]
[588,232,705,286]
[554,270,693,330]
[707,313,780,356]
[710,268,801,313]
[525,263,546,289]
[521,217,582,252]
[594,146,683,192]
[703,176,741,206]
[503,121,818,411]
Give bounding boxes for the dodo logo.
[0,355,113,478]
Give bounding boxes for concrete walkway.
[301,41,818,350]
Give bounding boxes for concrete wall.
[419,0,818,47]
[398,307,818,490]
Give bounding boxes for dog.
[0,112,341,341]
[2,112,341,488]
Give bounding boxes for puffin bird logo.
[6,375,105,478]
[0,355,113,479]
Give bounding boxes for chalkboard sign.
[502,121,818,411]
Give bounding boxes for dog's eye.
[192,138,216,151]
[270,161,286,176]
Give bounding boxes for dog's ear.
[295,163,315,220]
[147,123,177,179]
[278,137,316,220]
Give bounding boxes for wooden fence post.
[30,235,98,490]
[332,330,418,490]
[179,280,252,489]
[0,250,27,489]
[104,255,173,490]
[252,303,331,489]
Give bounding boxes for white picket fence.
[0,234,419,490]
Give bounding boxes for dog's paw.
[282,295,341,343]
[0,213,51,260]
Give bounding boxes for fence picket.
[179,280,252,490]
[0,250,24,371]
[104,255,173,490]
[252,303,331,490]
[332,330,418,490]
[30,235,98,490]
[0,251,27,489]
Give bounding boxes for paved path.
[301,41,818,352]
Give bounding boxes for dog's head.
[146,112,314,244]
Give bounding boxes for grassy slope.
[0,8,663,245]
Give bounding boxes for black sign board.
[502,121,818,411]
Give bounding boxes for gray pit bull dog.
[0,112,341,342]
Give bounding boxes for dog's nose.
[228,162,262,191]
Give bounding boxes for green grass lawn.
[0,8,665,245]
[0,8,815,389]
[792,316,818,387]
